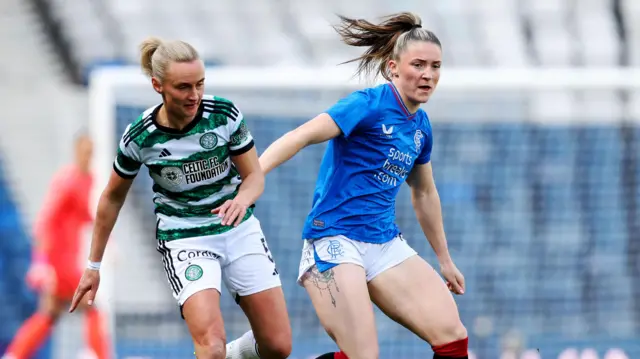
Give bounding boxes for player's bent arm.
[88,169,134,263]
[231,146,264,206]
[259,113,342,174]
[406,163,453,265]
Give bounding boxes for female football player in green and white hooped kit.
[68,37,291,359]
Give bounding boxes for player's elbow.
[294,113,341,147]
[100,186,127,210]
[288,127,314,149]
[410,184,432,201]
[411,185,438,210]
[410,191,423,210]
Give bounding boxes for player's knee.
[431,327,468,359]
[258,331,292,359]
[451,323,468,341]
[38,298,63,321]
[195,341,225,359]
[38,307,62,322]
[192,332,226,359]
[431,321,468,346]
[36,310,61,324]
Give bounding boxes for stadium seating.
[0,159,33,337]
[0,159,51,359]
[44,0,640,73]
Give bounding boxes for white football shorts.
[156,215,281,307]
[297,233,417,284]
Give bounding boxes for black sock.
[434,355,468,359]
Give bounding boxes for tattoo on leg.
[307,266,340,307]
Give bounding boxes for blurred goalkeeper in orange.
[2,134,111,359]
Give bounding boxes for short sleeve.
[113,123,143,179]
[227,105,255,156]
[415,123,433,165]
[326,90,374,138]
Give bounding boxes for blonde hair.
[139,37,200,82]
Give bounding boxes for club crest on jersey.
[199,132,218,149]
[414,130,424,152]
[160,166,184,189]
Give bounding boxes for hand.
[440,260,465,295]
[211,199,249,227]
[69,268,100,313]
[26,261,55,292]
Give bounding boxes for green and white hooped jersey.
[113,95,255,241]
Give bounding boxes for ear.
[388,59,399,78]
[151,77,163,94]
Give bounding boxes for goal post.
[87,65,640,359]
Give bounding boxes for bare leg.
[302,264,378,359]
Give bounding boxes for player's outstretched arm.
[231,147,264,205]
[406,163,465,295]
[69,170,133,312]
[88,170,134,264]
[213,147,264,227]
[259,113,342,175]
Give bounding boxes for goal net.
[88,65,640,359]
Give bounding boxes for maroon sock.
[432,337,468,358]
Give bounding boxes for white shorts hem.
[178,285,221,306]
[297,235,418,285]
[366,252,417,281]
[234,281,282,298]
[297,260,363,286]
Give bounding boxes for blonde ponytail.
[138,37,200,82]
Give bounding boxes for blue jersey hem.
[302,228,399,245]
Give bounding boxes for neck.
[75,163,90,174]
[391,81,420,114]
[158,105,192,131]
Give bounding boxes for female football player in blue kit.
[260,12,468,359]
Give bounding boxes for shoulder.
[201,94,242,128]
[201,94,236,107]
[51,165,73,182]
[417,109,432,132]
[49,164,78,190]
[201,95,241,119]
[352,84,386,107]
[331,85,385,116]
[121,104,160,147]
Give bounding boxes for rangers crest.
[414,130,424,152]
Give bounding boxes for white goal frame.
[87,65,640,355]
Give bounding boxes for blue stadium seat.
[0,159,41,352]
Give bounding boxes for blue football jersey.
[302,83,434,244]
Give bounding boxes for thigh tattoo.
[305,265,341,308]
